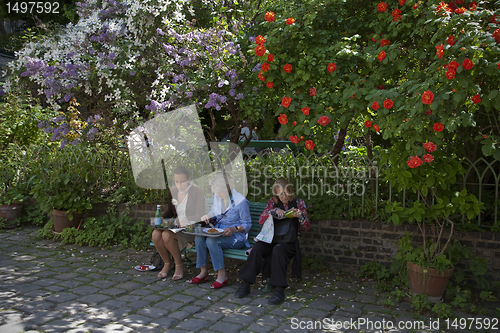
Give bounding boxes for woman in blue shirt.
[189,173,251,289]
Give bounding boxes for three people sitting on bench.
[189,173,252,289]
[236,178,310,305]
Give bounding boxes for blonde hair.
[272,178,294,204]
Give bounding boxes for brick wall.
[300,219,500,281]
[85,204,500,280]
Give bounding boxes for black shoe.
[268,287,285,305]
[235,281,250,298]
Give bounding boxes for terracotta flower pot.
[52,209,85,233]
[407,261,454,302]
[0,204,23,228]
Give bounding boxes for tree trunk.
[330,120,350,166]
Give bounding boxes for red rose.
[267,54,274,62]
[377,51,386,62]
[455,7,466,14]
[423,141,437,153]
[435,44,444,59]
[399,0,406,5]
[448,60,460,70]
[372,101,380,110]
[327,63,337,73]
[412,4,418,9]
[281,97,291,108]
[364,120,372,128]
[498,62,500,70]
[493,29,500,43]
[292,121,297,126]
[377,2,387,12]
[492,15,498,24]
[289,135,300,143]
[309,87,317,97]
[318,116,331,126]
[286,18,295,25]
[278,114,288,124]
[392,9,401,17]
[393,15,401,22]
[261,63,270,72]
[383,99,394,109]
[283,64,292,73]
[447,35,456,46]
[264,11,275,22]
[445,69,456,80]
[433,122,444,132]
[422,90,434,105]
[254,45,266,57]
[255,35,265,45]
[380,39,390,47]
[463,58,474,70]
[472,94,481,104]
[423,154,434,163]
[302,107,310,115]
[305,140,315,150]
[425,109,432,115]
[373,124,380,132]
[258,72,266,81]
[406,155,423,168]
[377,84,385,90]
[266,81,273,88]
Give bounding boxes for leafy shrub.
[38,214,152,250]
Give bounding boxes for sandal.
[210,279,228,289]
[157,261,174,278]
[188,275,209,284]
[171,263,184,281]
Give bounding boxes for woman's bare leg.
[152,230,173,277]
[163,231,184,280]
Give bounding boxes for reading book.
[274,209,295,220]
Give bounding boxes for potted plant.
[383,145,484,302]
[0,144,30,228]
[30,144,100,233]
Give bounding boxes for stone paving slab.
[0,227,498,333]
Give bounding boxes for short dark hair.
[173,166,190,179]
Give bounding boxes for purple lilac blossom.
[229,89,236,96]
[249,36,255,43]
[236,93,244,100]
[156,28,164,35]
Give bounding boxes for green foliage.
[20,204,47,227]
[432,302,453,319]
[0,144,31,205]
[411,294,432,314]
[38,214,152,250]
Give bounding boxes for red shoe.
[189,275,209,284]
[211,279,228,289]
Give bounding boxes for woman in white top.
[152,166,205,280]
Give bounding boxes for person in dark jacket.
[235,178,310,305]
[152,166,205,280]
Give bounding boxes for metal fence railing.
[4,144,498,227]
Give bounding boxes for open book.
[274,209,295,220]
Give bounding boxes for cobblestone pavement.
[1,227,498,333]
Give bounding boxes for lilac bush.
[4,0,258,145]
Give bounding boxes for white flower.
[172,199,178,206]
